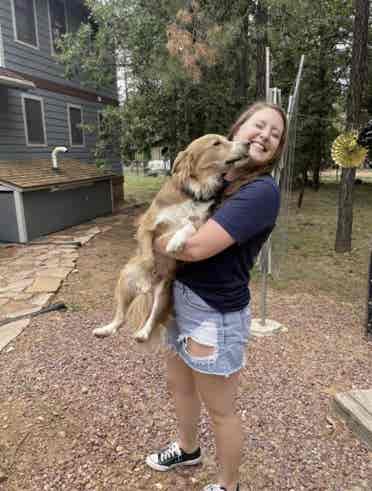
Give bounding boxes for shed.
[0,159,115,243]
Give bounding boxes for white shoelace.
[159,442,181,463]
[203,485,225,491]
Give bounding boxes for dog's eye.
[213,140,221,146]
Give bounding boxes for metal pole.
[260,46,271,325]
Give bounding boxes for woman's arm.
[154,218,236,262]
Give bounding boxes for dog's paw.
[133,328,150,343]
[93,324,117,338]
[166,223,196,253]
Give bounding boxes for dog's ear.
[172,150,194,185]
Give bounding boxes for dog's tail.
[126,291,154,333]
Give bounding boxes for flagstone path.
[0,216,123,352]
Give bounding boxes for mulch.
[0,205,371,491]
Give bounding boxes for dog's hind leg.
[133,279,171,342]
[93,268,136,338]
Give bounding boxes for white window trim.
[10,0,40,50]
[0,25,4,67]
[47,0,69,57]
[21,94,48,147]
[67,103,85,148]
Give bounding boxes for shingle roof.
[0,159,115,190]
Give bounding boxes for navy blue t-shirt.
[176,175,280,313]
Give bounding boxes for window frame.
[47,0,69,56]
[67,103,85,148]
[0,25,4,67]
[10,0,39,50]
[21,94,48,147]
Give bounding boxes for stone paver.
[0,215,122,351]
[250,318,288,337]
[27,276,62,294]
[333,389,372,450]
[0,319,30,351]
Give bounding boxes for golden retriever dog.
[93,134,249,344]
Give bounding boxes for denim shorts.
[167,280,251,377]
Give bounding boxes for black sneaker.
[145,441,202,471]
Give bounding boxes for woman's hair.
[224,101,288,196]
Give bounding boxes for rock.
[27,276,63,293]
[30,293,53,307]
[0,318,30,351]
[250,318,288,337]
[333,389,372,450]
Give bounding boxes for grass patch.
[124,171,167,204]
[123,174,372,305]
[270,182,372,305]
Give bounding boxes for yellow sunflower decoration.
[331,131,368,168]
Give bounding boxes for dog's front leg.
[166,222,196,253]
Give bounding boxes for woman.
[145,102,288,491]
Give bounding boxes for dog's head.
[172,134,249,201]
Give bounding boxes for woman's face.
[233,107,284,166]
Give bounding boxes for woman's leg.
[191,348,241,491]
[166,352,202,453]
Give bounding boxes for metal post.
[265,47,270,102]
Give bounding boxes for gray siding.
[0,0,121,173]
[0,191,19,242]
[0,85,104,161]
[0,0,117,98]
[23,180,112,240]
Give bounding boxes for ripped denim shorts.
[167,280,251,377]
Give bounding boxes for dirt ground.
[0,203,372,491]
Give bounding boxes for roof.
[0,67,118,105]
[0,68,36,90]
[0,158,115,190]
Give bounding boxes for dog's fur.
[93,134,249,344]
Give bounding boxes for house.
[0,0,124,242]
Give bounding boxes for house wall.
[0,85,118,165]
[0,0,116,98]
[23,180,112,241]
[0,0,123,178]
[0,191,19,242]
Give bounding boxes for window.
[22,95,47,146]
[48,0,68,54]
[11,0,39,48]
[68,104,84,147]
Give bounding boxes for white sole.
[145,455,202,472]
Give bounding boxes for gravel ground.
[0,205,371,491]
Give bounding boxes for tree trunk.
[336,167,357,252]
[313,165,320,190]
[335,0,369,253]
[255,1,268,99]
